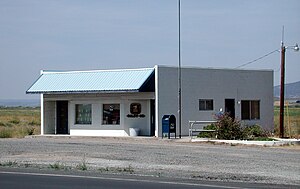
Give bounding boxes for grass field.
[274,105,300,138]
[0,107,40,138]
[0,106,299,138]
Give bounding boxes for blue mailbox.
[162,115,176,139]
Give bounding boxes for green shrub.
[76,155,88,171]
[116,165,134,174]
[204,113,272,140]
[0,127,13,138]
[26,127,35,135]
[214,113,243,140]
[0,161,17,167]
[76,162,87,171]
[9,117,20,125]
[4,122,13,127]
[28,120,40,126]
[197,124,217,138]
[196,114,273,140]
[48,162,67,170]
[243,125,264,139]
[242,124,271,140]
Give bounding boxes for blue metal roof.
[26,68,154,94]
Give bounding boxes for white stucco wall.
[43,93,154,136]
[124,100,150,136]
[156,66,274,137]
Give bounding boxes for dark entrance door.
[56,101,68,134]
[150,99,155,136]
[225,99,235,119]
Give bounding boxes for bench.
[189,120,217,139]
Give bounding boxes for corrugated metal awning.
[26,68,154,94]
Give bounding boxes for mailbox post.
[162,115,176,139]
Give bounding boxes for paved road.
[0,170,295,189]
[0,137,299,186]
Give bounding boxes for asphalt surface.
[0,169,296,189]
[0,136,299,187]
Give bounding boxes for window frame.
[199,99,214,111]
[241,100,260,120]
[102,104,120,125]
[75,104,92,125]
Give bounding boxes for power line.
[235,49,279,69]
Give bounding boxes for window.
[241,100,260,120]
[75,104,92,124]
[103,104,120,125]
[199,99,214,111]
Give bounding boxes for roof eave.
[26,89,140,95]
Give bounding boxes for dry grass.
[1,105,299,138]
[0,107,40,138]
[274,106,300,138]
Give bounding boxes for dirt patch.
[0,137,299,186]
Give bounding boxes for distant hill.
[274,81,300,98]
[0,99,40,107]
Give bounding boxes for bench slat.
[189,129,215,132]
[189,120,217,138]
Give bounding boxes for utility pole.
[178,0,182,138]
[279,26,299,138]
[279,41,285,138]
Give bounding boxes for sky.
[0,0,299,100]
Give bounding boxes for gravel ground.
[0,136,299,186]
